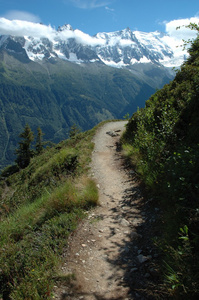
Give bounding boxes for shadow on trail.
[95,149,163,299]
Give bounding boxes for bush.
[122,25,199,298]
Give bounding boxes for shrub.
[122,25,199,298]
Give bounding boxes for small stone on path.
[120,218,130,226]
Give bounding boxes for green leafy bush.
[122,24,199,298]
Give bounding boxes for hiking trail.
[54,121,160,300]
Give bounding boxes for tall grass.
[0,125,100,299]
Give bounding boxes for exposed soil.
[53,121,163,300]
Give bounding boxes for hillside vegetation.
[0,49,173,170]
[122,23,199,298]
[0,124,101,299]
[1,24,198,299]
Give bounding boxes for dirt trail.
[54,121,160,300]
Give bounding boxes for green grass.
[0,123,101,299]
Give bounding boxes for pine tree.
[35,127,44,155]
[69,124,81,139]
[15,124,34,169]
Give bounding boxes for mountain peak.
[124,27,131,32]
[57,24,73,32]
[0,24,186,68]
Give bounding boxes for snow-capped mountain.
[0,24,187,68]
[94,28,175,67]
[0,23,179,170]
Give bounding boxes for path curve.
[54,121,160,300]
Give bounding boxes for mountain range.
[0,24,185,169]
[0,24,186,67]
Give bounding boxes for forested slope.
[0,49,172,170]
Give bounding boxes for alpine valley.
[0,24,185,169]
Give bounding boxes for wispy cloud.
[105,6,115,12]
[105,5,117,23]
[65,0,112,9]
[2,10,41,23]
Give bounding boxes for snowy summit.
[0,22,189,68]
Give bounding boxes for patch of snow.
[68,52,83,64]
[55,50,68,60]
[130,58,139,64]
[139,56,151,63]
[99,56,127,68]
[27,52,45,61]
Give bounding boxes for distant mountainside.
[0,24,180,169]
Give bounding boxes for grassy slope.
[0,122,106,299]
[122,26,199,298]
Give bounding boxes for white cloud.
[164,17,199,42]
[0,18,56,39]
[66,0,112,9]
[2,10,41,23]
[0,15,198,51]
[59,28,105,45]
[120,39,135,47]
[0,18,105,46]
[160,17,199,66]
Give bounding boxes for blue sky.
[0,0,199,35]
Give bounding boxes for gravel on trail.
[54,121,161,300]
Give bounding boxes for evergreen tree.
[15,124,34,169]
[69,124,81,139]
[35,127,44,154]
